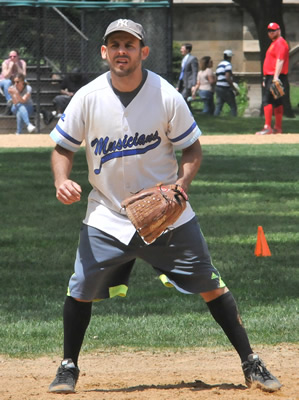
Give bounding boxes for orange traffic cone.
[255,226,271,257]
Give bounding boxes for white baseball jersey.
[50,70,202,244]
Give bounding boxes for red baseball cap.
[267,22,280,30]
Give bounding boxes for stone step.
[27,78,62,91]
[0,92,60,108]
[26,65,54,79]
[0,102,57,113]
[0,68,98,131]
[0,114,58,134]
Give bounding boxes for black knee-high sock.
[206,291,253,363]
[63,296,92,366]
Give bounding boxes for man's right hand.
[56,179,82,205]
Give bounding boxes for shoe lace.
[252,360,272,380]
[56,366,76,383]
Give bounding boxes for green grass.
[0,146,298,358]
[290,85,299,109]
[193,113,299,135]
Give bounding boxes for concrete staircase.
[0,64,61,134]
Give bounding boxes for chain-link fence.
[0,3,172,74]
[0,1,172,130]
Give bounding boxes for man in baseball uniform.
[256,22,289,135]
[48,19,281,394]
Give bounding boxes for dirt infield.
[1,133,299,148]
[1,134,298,399]
[0,345,298,400]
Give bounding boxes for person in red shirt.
[256,22,289,135]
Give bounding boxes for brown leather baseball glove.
[270,79,285,99]
[121,183,188,244]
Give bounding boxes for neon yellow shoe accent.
[211,272,218,280]
[159,274,174,288]
[109,284,128,298]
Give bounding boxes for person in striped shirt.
[214,50,237,117]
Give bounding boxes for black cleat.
[48,359,80,393]
[242,354,282,392]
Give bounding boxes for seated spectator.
[8,73,35,134]
[192,56,216,115]
[0,50,27,115]
[52,68,88,116]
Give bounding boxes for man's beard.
[110,65,135,77]
[108,56,142,78]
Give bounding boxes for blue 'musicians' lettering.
[91,131,161,174]
[127,136,134,147]
[91,137,109,155]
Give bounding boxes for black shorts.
[68,217,226,301]
[262,74,287,107]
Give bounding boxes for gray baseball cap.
[103,19,146,43]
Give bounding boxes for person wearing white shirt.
[48,19,281,395]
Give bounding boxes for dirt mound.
[0,344,298,400]
[1,133,299,148]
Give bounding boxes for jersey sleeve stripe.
[173,127,202,150]
[170,121,198,143]
[50,130,78,152]
[55,124,83,146]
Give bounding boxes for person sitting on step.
[8,73,36,134]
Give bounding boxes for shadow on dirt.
[85,379,246,393]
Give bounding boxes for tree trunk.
[233,0,295,117]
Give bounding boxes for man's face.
[268,29,280,41]
[9,51,18,63]
[101,32,149,78]
[180,46,188,56]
